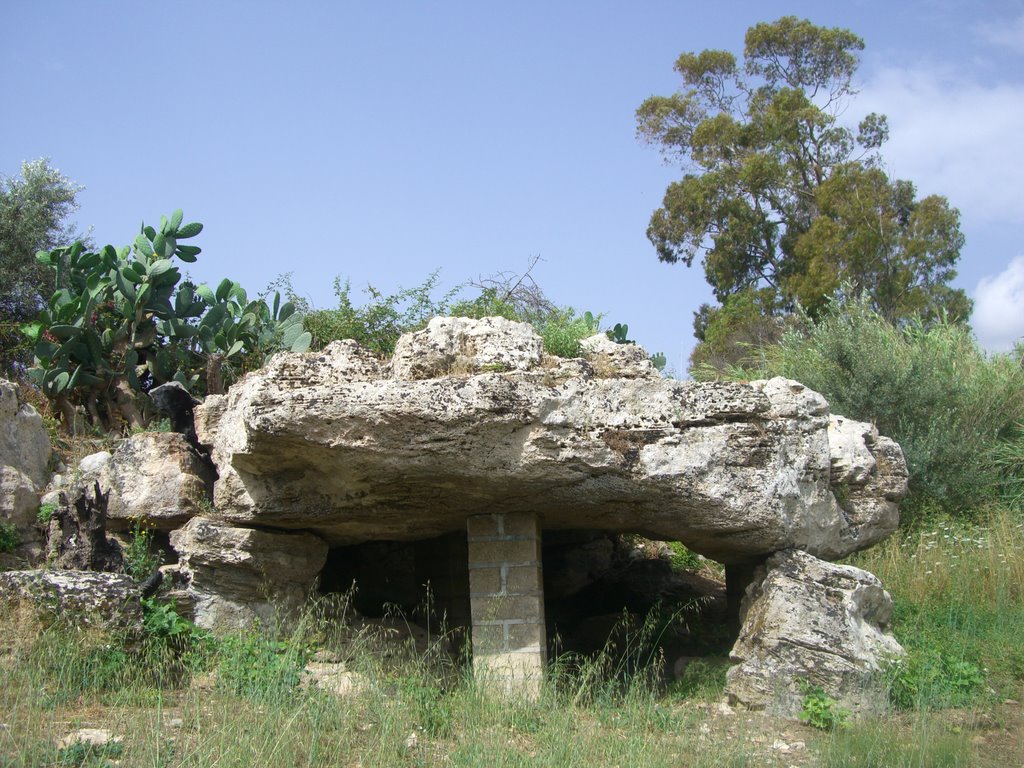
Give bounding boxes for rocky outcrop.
[0,466,40,534]
[0,380,51,564]
[390,316,544,379]
[169,516,328,631]
[724,549,904,716]
[0,569,143,634]
[194,319,906,565]
[48,433,216,533]
[0,380,51,488]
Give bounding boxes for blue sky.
[4,1,1023,374]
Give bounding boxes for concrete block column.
[467,512,546,698]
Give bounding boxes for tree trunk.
[55,394,77,434]
[112,378,144,431]
[206,354,225,396]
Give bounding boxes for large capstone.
[193,319,907,565]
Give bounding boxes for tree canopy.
[0,159,86,372]
[636,17,971,371]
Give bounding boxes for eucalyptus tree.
[636,17,970,371]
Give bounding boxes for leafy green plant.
[448,286,520,322]
[0,522,19,552]
[991,424,1024,511]
[124,520,161,581]
[666,542,702,571]
[799,684,849,730]
[887,651,985,710]
[55,739,125,767]
[538,307,600,358]
[36,502,57,525]
[303,272,457,356]
[668,658,730,699]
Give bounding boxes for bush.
[0,522,19,552]
[537,308,600,358]
[303,272,458,356]
[736,298,1024,520]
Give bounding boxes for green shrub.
[538,307,600,358]
[887,651,985,710]
[448,286,519,322]
[36,502,57,525]
[991,425,1024,511]
[303,272,457,356]
[734,298,1024,520]
[666,541,702,571]
[0,522,18,552]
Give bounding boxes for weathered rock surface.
[195,318,907,564]
[0,569,143,634]
[724,549,904,717]
[579,333,660,379]
[390,316,544,380]
[96,432,216,531]
[0,379,51,488]
[0,465,40,533]
[169,516,328,631]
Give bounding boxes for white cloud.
[856,67,1024,223]
[974,12,1024,53]
[973,255,1024,351]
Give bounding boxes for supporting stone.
[467,512,546,698]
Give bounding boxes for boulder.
[0,569,143,634]
[96,432,216,531]
[724,549,904,717]
[194,318,906,564]
[390,316,543,380]
[578,333,659,379]
[0,465,40,532]
[0,379,51,488]
[169,516,328,631]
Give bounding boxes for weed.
[887,651,985,710]
[799,684,850,730]
[55,739,125,767]
[124,520,161,581]
[216,631,308,702]
[666,541,703,571]
[816,716,973,767]
[668,657,730,699]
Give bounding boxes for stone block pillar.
[467,512,546,698]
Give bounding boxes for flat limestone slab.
[194,319,907,564]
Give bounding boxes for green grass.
[851,505,1024,710]
[2,509,1022,766]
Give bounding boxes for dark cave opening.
[317,527,734,678]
